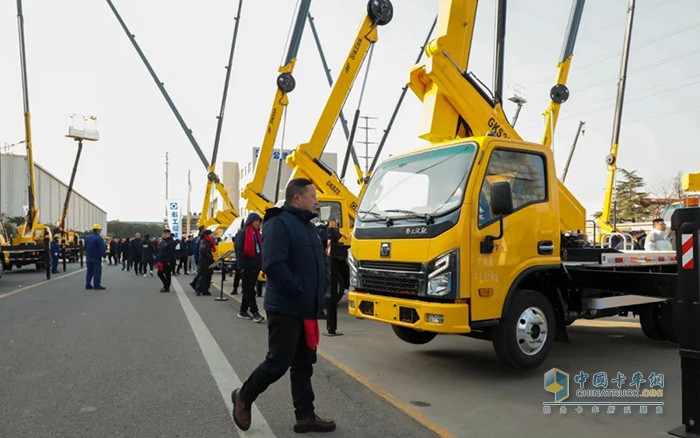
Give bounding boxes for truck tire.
[492,289,555,370]
[639,303,665,341]
[0,260,3,279]
[659,302,679,343]
[391,325,437,345]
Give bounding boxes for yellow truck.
[348,0,679,370]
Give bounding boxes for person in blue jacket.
[50,235,60,274]
[85,224,106,290]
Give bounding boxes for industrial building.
[0,153,107,232]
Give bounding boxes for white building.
[0,153,107,232]
[238,148,338,217]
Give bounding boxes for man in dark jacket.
[141,234,156,276]
[196,229,216,296]
[109,238,117,265]
[121,237,131,271]
[232,178,334,433]
[130,233,143,276]
[155,229,176,292]
[234,212,263,322]
[85,224,107,290]
[190,226,205,291]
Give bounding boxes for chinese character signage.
[167,200,181,239]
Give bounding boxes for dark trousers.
[142,259,153,274]
[241,268,260,314]
[51,255,59,273]
[196,268,213,292]
[123,256,130,270]
[233,268,242,293]
[133,260,141,276]
[177,258,188,274]
[86,261,102,287]
[158,263,173,290]
[241,312,316,420]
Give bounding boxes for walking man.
[85,224,106,290]
[232,178,334,433]
[155,229,176,292]
[189,226,205,291]
[130,233,143,276]
[234,212,264,323]
[141,234,156,276]
[196,229,216,296]
[121,237,131,271]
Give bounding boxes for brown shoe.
[231,389,251,431]
[294,415,336,433]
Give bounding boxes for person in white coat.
[644,218,673,251]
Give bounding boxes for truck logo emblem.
[380,242,391,258]
[405,227,428,235]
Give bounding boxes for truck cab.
[349,136,563,368]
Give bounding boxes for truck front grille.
[361,274,420,295]
[360,260,422,272]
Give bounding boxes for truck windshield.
[358,143,477,221]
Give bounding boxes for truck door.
[470,146,558,322]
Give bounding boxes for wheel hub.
[516,306,548,356]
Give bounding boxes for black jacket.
[234,213,263,272]
[141,238,156,262]
[130,238,142,261]
[198,236,215,270]
[122,239,130,257]
[262,204,327,319]
[156,236,177,264]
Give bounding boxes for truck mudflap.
[348,291,471,334]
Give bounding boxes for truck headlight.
[348,250,359,288]
[428,272,451,296]
[426,250,458,297]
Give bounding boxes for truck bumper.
[348,291,471,333]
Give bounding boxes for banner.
[167,200,182,239]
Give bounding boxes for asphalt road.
[0,263,436,438]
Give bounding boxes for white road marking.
[172,277,275,437]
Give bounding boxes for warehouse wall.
[0,153,107,232]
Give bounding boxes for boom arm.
[242,0,312,215]
[598,0,635,236]
[16,0,39,240]
[409,0,586,233]
[541,0,585,147]
[286,0,393,222]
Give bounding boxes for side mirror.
[490,181,513,216]
[480,182,513,254]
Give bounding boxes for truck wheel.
[391,325,437,345]
[0,261,3,278]
[659,302,679,343]
[639,303,665,341]
[492,289,555,370]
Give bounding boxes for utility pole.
[561,121,585,183]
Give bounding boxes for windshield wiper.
[384,209,435,225]
[358,210,386,221]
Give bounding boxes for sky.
[1,0,698,222]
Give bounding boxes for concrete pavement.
[0,263,436,437]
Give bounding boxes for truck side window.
[478,149,547,227]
